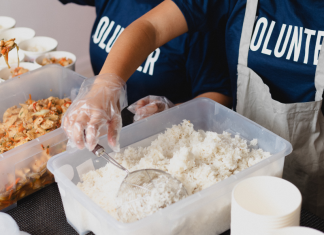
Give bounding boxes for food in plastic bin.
[41,57,73,67]
[0,140,67,211]
[0,95,71,210]
[0,95,71,153]
[77,120,271,223]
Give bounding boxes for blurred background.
[2,0,96,77]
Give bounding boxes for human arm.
[98,0,188,80]
[127,27,233,121]
[62,0,233,150]
[63,1,189,151]
[190,92,232,107]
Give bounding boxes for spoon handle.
[92,144,130,174]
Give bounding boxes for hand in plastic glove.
[62,74,127,152]
[128,95,174,122]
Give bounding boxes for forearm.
[99,0,188,81]
[99,19,159,80]
[195,92,232,108]
[176,92,233,108]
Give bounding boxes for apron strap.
[238,0,259,66]
[314,38,324,101]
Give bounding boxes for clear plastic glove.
[62,74,127,152]
[128,95,174,122]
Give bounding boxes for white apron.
[236,0,324,217]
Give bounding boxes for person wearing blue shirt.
[59,0,232,125]
[62,0,324,218]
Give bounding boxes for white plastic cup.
[271,226,324,235]
[231,176,302,235]
[35,51,76,71]
[18,36,58,62]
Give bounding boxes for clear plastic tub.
[0,65,85,212]
[47,98,292,235]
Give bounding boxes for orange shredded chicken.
[0,95,71,154]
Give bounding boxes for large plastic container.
[47,98,292,235]
[0,65,85,212]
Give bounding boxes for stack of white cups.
[231,176,302,235]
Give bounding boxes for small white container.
[0,62,41,81]
[18,36,58,62]
[35,51,76,71]
[231,176,302,235]
[271,227,324,235]
[0,48,25,69]
[0,27,35,44]
[0,16,16,33]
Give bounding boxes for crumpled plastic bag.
[62,73,127,152]
[128,95,174,122]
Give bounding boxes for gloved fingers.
[63,115,72,139]
[154,101,168,112]
[61,74,128,152]
[72,118,86,150]
[85,113,108,151]
[63,102,91,150]
[136,102,160,116]
[85,124,100,151]
[107,114,122,151]
[63,112,80,145]
[128,96,174,118]
[135,97,151,111]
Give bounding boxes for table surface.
[6,183,324,235]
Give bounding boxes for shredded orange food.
[0,95,71,154]
[11,67,29,78]
[41,57,73,67]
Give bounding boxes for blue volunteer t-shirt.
[172,0,324,110]
[59,0,231,105]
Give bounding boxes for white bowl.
[0,62,41,81]
[0,27,35,44]
[35,51,76,71]
[0,48,25,69]
[18,36,58,62]
[0,16,16,33]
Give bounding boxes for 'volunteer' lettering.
[250,17,324,65]
[93,16,161,76]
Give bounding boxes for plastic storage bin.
[47,98,292,235]
[0,65,85,212]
